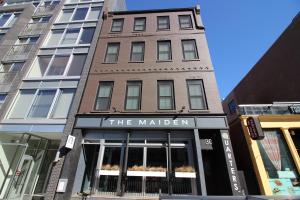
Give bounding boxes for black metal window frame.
[186,79,207,110]
[157,40,172,61]
[104,42,120,63]
[94,81,114,111]
[178,15,193,29]
[130,41,145,62]
[157,80,175,110]
[157,16,170,30]
[181,39,199,60]
[111,18,124,33]
[133,17,146,31]
[124,81,142,111]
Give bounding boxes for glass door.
[6,155,34,200]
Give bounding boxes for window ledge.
[156,29,170,32]
[128,61,144,63]
[156,60,172,63]
[156,110,177,113]
[41,44,90,49]
[188,110,210,113]
[53,19,99,25]
[90,110,110,113]
[182,59,200,62]
[23,76,80,81]
[180,27,194,30]
[132,31,145,33]
[109,31,122,34]
[102,62,117,64]
[121,111,141,113]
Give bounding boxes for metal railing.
[19,23,48,36]
[4,44,34,61]
[34,4,56,16]
[238,104,300,115]
[0,72,17,92]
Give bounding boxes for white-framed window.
[31,16,51,23]
[66,0,102,4]
[17,36,39,45]
[8,88,76,119]
[45,26,96,46]
[28,53,87,78]
[0,94,7,109]
[0,62,24,72]
[0,12,20,28]
[58,6,101,23]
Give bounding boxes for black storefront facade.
[68,114,243,198]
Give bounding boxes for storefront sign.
[221,131,242,195]
[246,117,264,140]
[101,118,195,128]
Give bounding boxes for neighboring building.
[223,14,300,196]
[58,6,243,199]
[0,0,125,200]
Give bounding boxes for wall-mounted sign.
[65,135,76,149]
[246,117,264,140]
[57,179,68,193]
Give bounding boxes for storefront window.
[258,129,300,195]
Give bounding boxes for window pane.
[58,9,73,22]
[159,84,171,96]
[52,89,75,118]
[99,85,111,97]
[28,56,51,77]
[72,7,88,21]
[67,54,87,76]
[190,97,205,109]
[9,90,35,119]
[6,13,19,27]
[46,30,63,46]
[126,98,139,110]
[27,90,56,118]
[87,7,101,20]
[111,19,123,32]
[0,94,6,109]
[46,55,69,76]
[128,85,140,97]
[158,41,171,60]
[96,98,109,110]
[159,97,172,109]
[10,63,24,72]
[189,84,202,96]
[79,27,95,44]
[61,28,80,45]
[0,14,11,27]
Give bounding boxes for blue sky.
[126,0,300,98]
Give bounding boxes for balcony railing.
[238,104,300,115]
[19,23,48,36]
[4,44,35,61]
[34,4,57,16]
[0,72,17,92]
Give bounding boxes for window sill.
[180,27,194,30]
[102,62,117,64]
[132,30,145,33]
[109,31,122,34]
[188,110,210,113]
[182,59,200,62]
[90,110,110,113]
[23,76,81,81]
[53,19,99,25]
[64,1,103,6]
[156,60,172,63]
[41,44,90,49]
[156,29,170,32]
[128,61,144,63]
[121,110,141,113]
[156,110,177,113]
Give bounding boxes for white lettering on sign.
[222,132,240,193]
[105,119,192,127]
